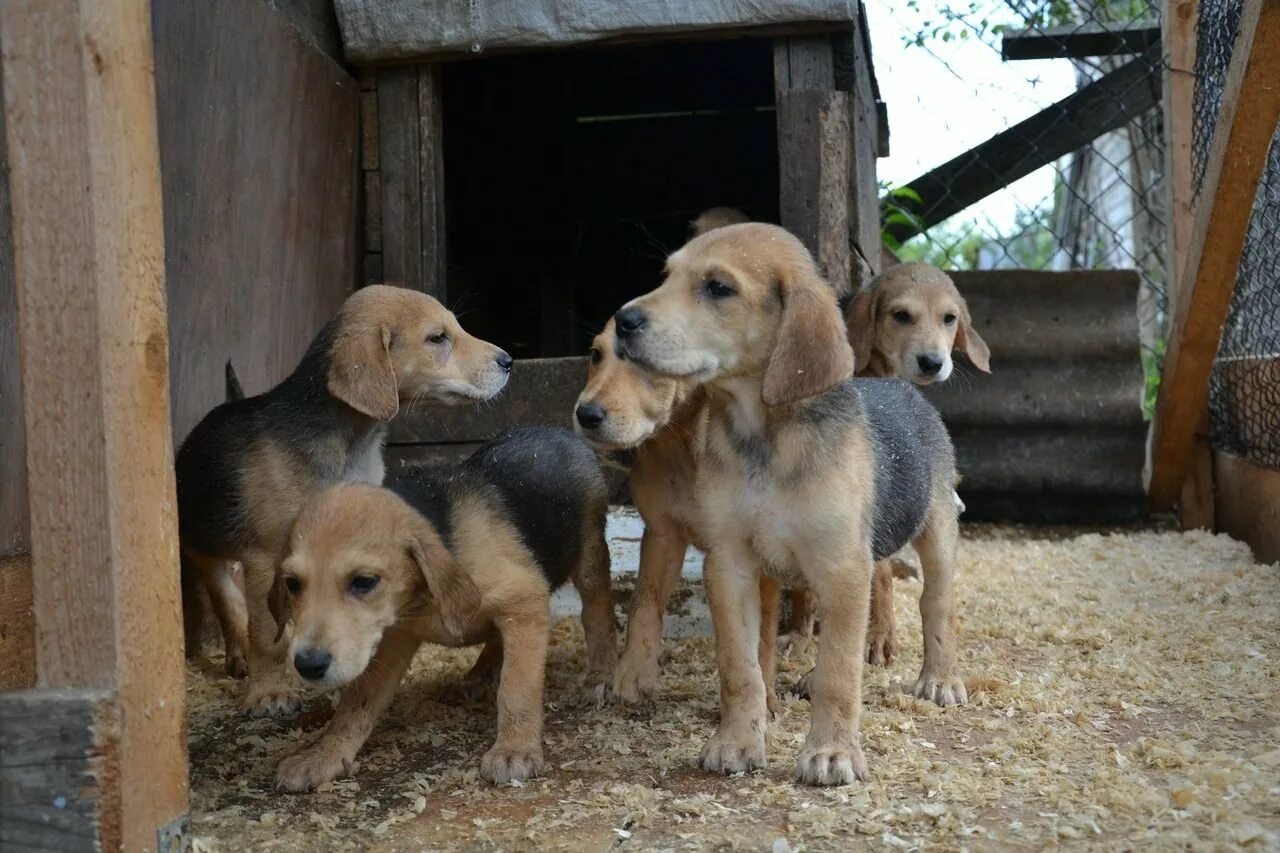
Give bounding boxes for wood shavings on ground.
[187,525,1280,851]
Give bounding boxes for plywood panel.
[154,0,359,442]
[1215,452,1280,564]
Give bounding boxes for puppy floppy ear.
[268,571,292,644]
[955,305,991,373]
[408,527,482,638]
[763,273,855,407]
[845,288,878,373]
[328,323,399,420]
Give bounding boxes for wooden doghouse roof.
[334,0,856,62]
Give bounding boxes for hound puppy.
[782,261,991,665]
[269,427,616,791]
[613,223,966,786]
[176,285,512,714]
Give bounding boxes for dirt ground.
[188,522,1280,851]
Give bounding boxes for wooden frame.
[0,0,189,848]
[1149,0,1280,510]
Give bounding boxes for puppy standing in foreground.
[613,223,966,785]
[176,285,513,713]
[782,261,991,665]
[268,427,616,790]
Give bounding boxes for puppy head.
[268,484,481,689]
[573,319,690,449]
[847,263,990,384]
[612,223,853,407]
[689,206,749,239]
[327,285,513,420]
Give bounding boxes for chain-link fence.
[1197,0,1280,470]
[867,0,1167,410]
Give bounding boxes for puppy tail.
[181,549,206,660]
[225,360,245,402]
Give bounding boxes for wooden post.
[1149,0,1280,510]
[774,35,855,299]
[0,0,190,848]
[1160,0,1215,529]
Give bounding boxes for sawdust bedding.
[188,524,1280,851]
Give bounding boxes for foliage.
[900,0,1153,49]
[1141,337,1165,421]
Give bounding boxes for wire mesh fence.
[866,0,1168,411]
[1197,0,1280,470]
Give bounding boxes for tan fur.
[613,223,966,787]
[190,285,510,715]
[272,483,615,791]
[690,206,749,238]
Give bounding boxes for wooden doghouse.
[339,0,887,469]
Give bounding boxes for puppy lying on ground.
[176,285,512,714]
[613,223,966,786]
[269,427,617,791]
[781,261,990,665]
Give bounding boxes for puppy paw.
[776,631,813,661]
[244,681,303,717]
[436,676,496,705]
[791,668,815,700]
[276,748,353,792]
[889,556,919,581]
[766,688,781,718]
[795,743,868,786]
[224,647,249,679]
[610,654,659,704]
[698,728,766,775]
[480,743,544,784]
[866,629,895,667]
[580,678,609,707]
[912,672,968,707]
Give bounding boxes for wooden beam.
[377,67,425,293]
[417,64,447,302]
[1215,451,1280,564]
[849,5,881,286]
[1002,19,1160,60]
[885,45,1161,244]
[0,0,190,847]
[1149,0,1280,509]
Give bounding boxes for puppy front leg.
[276,627,422,791]
[242,551,301,716]
[699,545,767,775]
[796,553,872,786]
[612,522,687,703]
[911,507,967,706]
[758,574,782,716]
[483,604,550,784]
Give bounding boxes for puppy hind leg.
[612,522,686,704]
[437,635,503,704]
[571,519,618,705]
[276,626,422,791]
[758,574,782,716]
[777,589,816,659]
[242,551,302,717]
[206,560,249,678]
[911,501,967,707]
[866,560,896,667]
[181,549,206,661]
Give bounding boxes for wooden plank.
[364,169,383,253]
[378,67,424,293]
[1149,0,1280,509]
[1214,452,1280,564]
[885,45,1161,244]
[361,89,380,171]
[848,7,881,288]
[0,64,26,558]
[1179,412,1216,530]
[1002,19,1160,60]
[773,34,835,91]
[389,357,586,443]
[0,555,35,690]
[154,0,359,442]
[777,89,853,299]
[0,689,117,853]
[0,0,190,847]
[417,64,446,301]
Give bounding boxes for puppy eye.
[284,576,302,595]
[427,331,448,345]
[702,279,736,299]
[892,309,913,325]
[943,313,957,325]
[589,346,603,365]
[348,575,380,596]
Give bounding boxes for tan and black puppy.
[268,427,617,791]
[176,285,512,714]
[782,261,990,665]
[613,223,966,786]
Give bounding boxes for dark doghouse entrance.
[441,38,780,359]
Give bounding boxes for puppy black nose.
[293,648,331,682]
[614,307,647,337]
[575,401,606,429]
[495,351,514,372]
[917,354,944,376]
